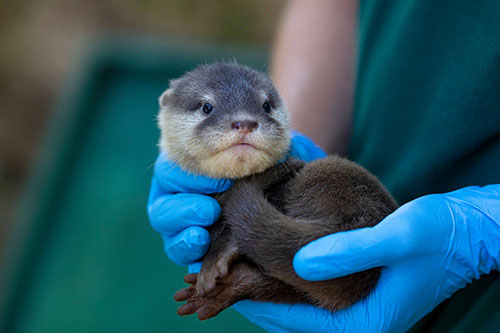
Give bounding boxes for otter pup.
[157,62,398,320]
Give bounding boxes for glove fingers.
[233,301,337,333]
[163,227,210,265]
[187,262,202,274]
[154,153,233,194]
[328,261,442,332]
[148,193,221,235]
[293,215,410,280]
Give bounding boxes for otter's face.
[158,63,291,179]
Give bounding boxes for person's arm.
[271,0,358,155]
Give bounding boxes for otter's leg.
[175,262,310,320]
[195,221,240,295]
[194,159,304,297]
[249,159,305,191]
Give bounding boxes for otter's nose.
[231,120,259,133]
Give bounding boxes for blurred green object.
[0,37,265,333]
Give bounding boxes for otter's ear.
[159,89,173,108]
[159,78,181,108]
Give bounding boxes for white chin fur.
[198,149,279,179]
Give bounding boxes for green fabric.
[352,0,500,203]
[351,0,500,331]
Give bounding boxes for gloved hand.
[147,131,326,272]
[233,184,500,332]
[147,153,233,272]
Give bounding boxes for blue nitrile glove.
[147,153,233,272]
[289,130,327,162]
[233,184,500,332]
[147,131,326,272]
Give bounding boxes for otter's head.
[158,62,291,179]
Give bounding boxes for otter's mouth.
[226,142,260,153]
[230,143,256,148]
[224,136,261,151]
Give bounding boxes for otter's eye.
[202,103,213,114]
[262,101,272,113]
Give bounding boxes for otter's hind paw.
[196,245,239,296]
[174,272,239,321]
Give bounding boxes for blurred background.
[0,0,283,245]
[0,0,284,332]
